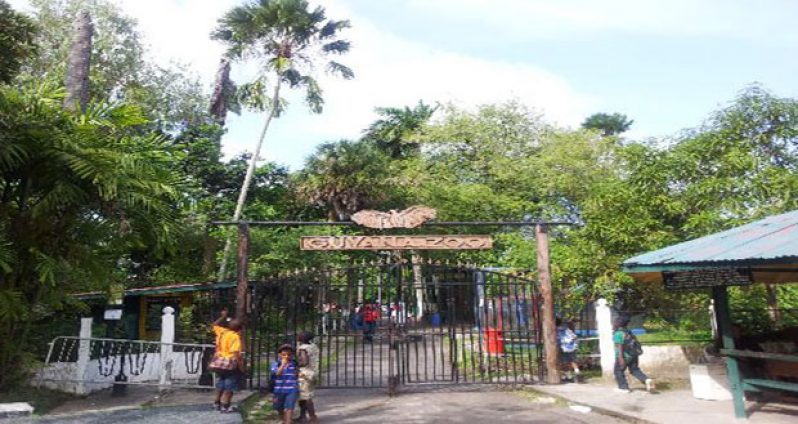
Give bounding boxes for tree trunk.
[765,283,781,325]
[64,10,93,112]
[209,58,231,125]
[235,223,249,322]
[200,229,217,278]
[217,77,283,282]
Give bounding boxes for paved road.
[6,404,241,424]
[309,387,624,423]
[6,387,624,424]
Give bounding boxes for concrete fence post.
[596,298,614,378]
[159,306,175,391]
[75,317,93,395]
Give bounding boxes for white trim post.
[159,306,175,391]
[596,298,614,378]
[75,317,93,395]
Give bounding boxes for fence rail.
[36,336,216,394]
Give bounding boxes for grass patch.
[637,330,712,345]
[514,387,570,407]
[240,392,276,424]
[0,386,77,415]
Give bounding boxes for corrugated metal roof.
[623,209,798,269]
[73,281,236,300]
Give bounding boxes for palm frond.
[322,40,351,54]
[301,75,323,113]
[327,61,354,79]
[320,19,351,39]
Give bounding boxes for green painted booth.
[623,210,798,419]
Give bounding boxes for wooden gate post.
[236,222,250,323]
[536,224,560,384]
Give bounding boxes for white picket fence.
[35,307,215,394]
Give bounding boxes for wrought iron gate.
[246,260,543,391]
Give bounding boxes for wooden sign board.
[663,268,753,290]
[300,235,493,251]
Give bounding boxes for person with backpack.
[613,316,655,393]
[271,344,300,423]
[556,317,580,382]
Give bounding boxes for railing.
[721,349,798,394]
[36,336,216,394]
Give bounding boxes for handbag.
[208,354,237,372]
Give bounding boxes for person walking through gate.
[613,316,655,393]
[209,308,245,413]
[296,332,319,423]
[556,317,580,382]
[362,300,378,343]
[271,344,300,424]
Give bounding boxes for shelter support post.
[712,286,746,419]
[536,224,559,384]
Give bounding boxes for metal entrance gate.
[246,260,543,391]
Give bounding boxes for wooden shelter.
[623,210,798,419]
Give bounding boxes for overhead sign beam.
[212,220,577,227]
[300,235,493,251]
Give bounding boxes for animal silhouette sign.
[351,205,436,229]
[300,235,493,251]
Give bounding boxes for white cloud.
[8,0,594,169]
[227,0,594,168]
[120,0,236,82]
[402,0,798,42]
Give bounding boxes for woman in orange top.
[212,308,245,413]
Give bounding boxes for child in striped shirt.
[271,344,300,423]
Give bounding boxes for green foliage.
[582,112,633,136]
[364,101,436,159]
[296,140,398,220]
[0,84,183,387]
[213,0,353,114]
[20,0,209,131]
[0,0,38,84]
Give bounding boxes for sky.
[9,0,798,170]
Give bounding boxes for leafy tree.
[363,101,436,159]
[212,0,354,280]
[412,102,552,220]
[0,84,183,387]
[20,0,208,131]
[582,112,633,136]
[0,0,37,84]
[296,140,394,221]
[23,0,144,102]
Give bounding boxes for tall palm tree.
[297,140,391,221]
[213,0,353,283]
[63,9,92,111]
[581,112,633,137]
[364,101,436,159]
